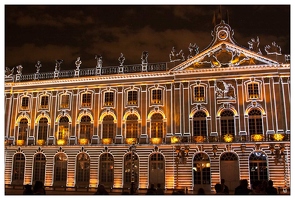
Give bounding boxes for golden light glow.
[273,133,284,141]
[171,136,179,144]
[102,138,112,144]
[113,180,121,188]
[79,138,89,145]
[150,137,162,144]
[223,134,234,142]
[126,138,137,144]
[194,136,204,143]
[37,139,45,145]
[252,134,263,141]
[16,140,25,146]
[57,139,66,145]
[89,179,98,187]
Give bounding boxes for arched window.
[151,113,164,138]
[12,153,25,185]
[220,110,235,142]
[99,153,114,188]
[126,114,138,138]
[193,111,207,139]
[18,118,28,145]
[54,153,67,187]
[249,109,263,141]
[33,153,46,183]
[193,153,211,191]
[79,115,92,144]
[76,153,90,187]
[57,116,69,145]
[249,151,268,183]
[38,117,48,145]
[124,152,139,188]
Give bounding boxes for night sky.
[4,4,290,74]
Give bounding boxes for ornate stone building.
[4,20,290,193]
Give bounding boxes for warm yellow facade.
[4,21,290,193]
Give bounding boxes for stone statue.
[75,57,82,70]
[5,67,14,77]
[35,61,42,73]
[141,51,148,64]
[16,65,23,75]
[118,53,125,66]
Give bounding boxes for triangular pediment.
[170,41,279,71]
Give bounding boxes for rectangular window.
[60,94,70,109]
[194,86,205,102]
[152,89,162,104]
[40,96,49,109]
[104,92,114,106]
[21,97,29,110]
[128,91,137,105]
[248,83,259,99]
[82,93,91,107]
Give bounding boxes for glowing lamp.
[223,134,234,142]
[126,138,137,144]
[194,136,204,143]
[37,139,45,145]
[102,138,112,144]
[79,138,89,145]
[273,133,284,141]
[16,140,25,146]
[171,136,179,144]
[252,134,263,141]
[150,137,162,144]
[57,139,66,145]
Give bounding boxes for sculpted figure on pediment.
[215,44,233,65]
[265,41,282,55]
[248,36,262,55]
[169,47,185,62]
[187,43,199,59]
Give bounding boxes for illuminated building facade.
[4,21,290,193]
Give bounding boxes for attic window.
[248,82,259,99]
[193,86,205,102]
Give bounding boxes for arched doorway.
[249,151,268,183]
[193,153,211,193]
[123,152,139,189]
[149,153,165,188]
[54,153,67,187]
[76,153,90,188]
[220,152,240,192]
[99,153,114,188]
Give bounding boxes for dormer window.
[248,82,259,99]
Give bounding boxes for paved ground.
[4,187,191,195]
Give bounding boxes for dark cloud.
[5,5,290,74]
